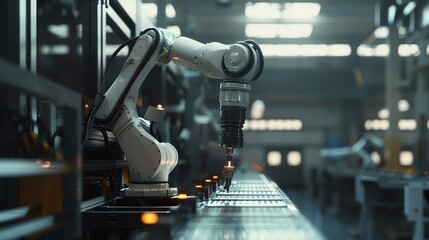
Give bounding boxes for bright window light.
[371,152,381,164]
[250,100,265,119]
[245,24,313,38]
[119,1,137,19]
[378,108,389,119]
[40,45,69,55]
[357,45,375,57]
[166,4,176,18]
[245,2,320,19]
[329,44,352,56]
[388,5,397,24]
[374,44,389,57]
[267,151,282,166]
[47,24,68,38]
[398,99,410,112]
[287,151,302,166]
[374,26,389,39]
[404,1,416,16]
[398,119,417,130]
[260,44,351,57]
[398,44,419,56]
[400,151,413,166]
[142,3,157,19]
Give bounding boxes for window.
[287,151,302,166]
[267,151,282,166]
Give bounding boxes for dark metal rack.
[0,58,82,240]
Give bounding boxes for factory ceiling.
[169,0,383,101]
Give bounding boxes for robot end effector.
[216,41,264,192]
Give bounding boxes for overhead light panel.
[141,3,176,19]
[260,44,351,57]
[358,44,419,57]
[245,24,313,38]
[404,1,416,16]
[245,2,321,19]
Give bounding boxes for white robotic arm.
[93,27,263,197]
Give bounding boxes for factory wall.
[241,103,344,187]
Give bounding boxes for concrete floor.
[284,188,360,240]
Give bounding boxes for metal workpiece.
[176,169,326,240]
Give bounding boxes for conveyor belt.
[175,169,326,240]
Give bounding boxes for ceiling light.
[374,44,389,57]
[245,24,313,38]
[398,119,416,130]
[260,44,351,57]
[329,44,352,56]
[357,45,375,57]
[404,1,416,16]
[374,26,389,38]
[245,2,320,19]
[283,3,321,19]
[388,5,397,24]
[398,44,419,56]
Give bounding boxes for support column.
[384,24,402,171]
[414,38,429,174]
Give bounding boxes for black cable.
[82,33,142,146]
[83,28,160,146]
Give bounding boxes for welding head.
[219,81,251,149]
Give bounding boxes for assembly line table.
[175,168,326,240]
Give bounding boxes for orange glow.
[41,161,51,169]
[172,56,179,60]
[84,103,89,109]
[177,193,188,199]
[213,175,219,180]
[157,104,163,109]
[36,159,42,164]
[141,212,159,225]
[195,185,202,188]
[205,179,212,183]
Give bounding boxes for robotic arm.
[94,27,263,197]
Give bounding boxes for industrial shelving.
[0,58,82,240]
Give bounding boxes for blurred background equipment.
[1,0,429,239]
